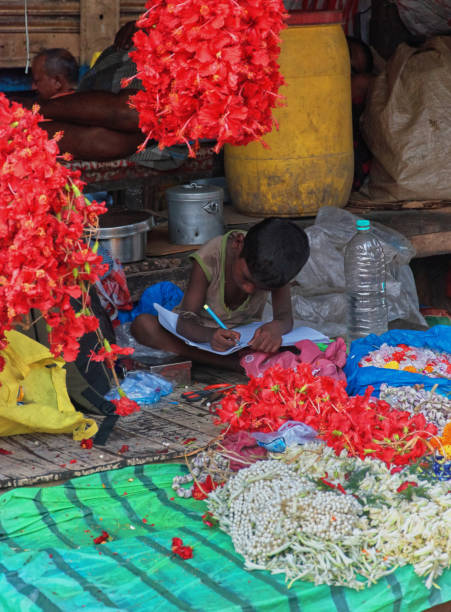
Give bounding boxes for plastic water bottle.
[344,219,388,344]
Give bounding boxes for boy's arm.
[176,261,240,351]
[249,284,293,353]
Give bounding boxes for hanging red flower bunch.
[0,95,133,375]
[128,0,287,155]
[216,364,437,466]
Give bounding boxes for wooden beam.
[410,232,451,259]
[80,0,119,66]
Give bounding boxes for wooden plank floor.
[0,365,246,491]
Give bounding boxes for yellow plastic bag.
[0,330,98,439]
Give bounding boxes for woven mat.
[0,386,219,490]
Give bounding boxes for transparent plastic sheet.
[289,207,425,338]
[396,0,451,37]
[115,322,176,360]
[251,421,319,453]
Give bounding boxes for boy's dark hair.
[36,48,79,86]
[241,218,310,289]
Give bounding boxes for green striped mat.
[0,463,448,611]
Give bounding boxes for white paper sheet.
[154,303,330,355]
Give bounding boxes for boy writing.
[131,218,310,370]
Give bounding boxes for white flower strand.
[207,445,451,590]
[208,458,388,589]
[287,444,451,590]
[380,383,451,433]
[172,450,229,498]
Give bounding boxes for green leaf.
[345,466,371,490]
[398,485,430,502]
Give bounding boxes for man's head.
[347,36,374,75]
[32,48,79,100]
[232,218,310,294]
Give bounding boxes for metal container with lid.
[97,210,151,263]
[166,182,224,245]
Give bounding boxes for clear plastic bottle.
[344,219,388,344]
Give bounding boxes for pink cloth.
[221,431,267,471]
[240,338,347,382]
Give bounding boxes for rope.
[24,0,30,73]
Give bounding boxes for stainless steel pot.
[97,210,151,263]
[166,183,224,245]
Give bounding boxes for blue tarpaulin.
[344,326,451,398]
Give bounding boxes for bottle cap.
[356,219,370,230]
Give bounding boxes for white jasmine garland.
[207,444,451,590]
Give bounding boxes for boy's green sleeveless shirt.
[189,230,269,329]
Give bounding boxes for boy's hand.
[211,329,241,352]
[249,322,282,353]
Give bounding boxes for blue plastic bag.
[118,281,183,323]
[105,371,173,405]
[344,326,451,398]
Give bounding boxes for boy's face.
[232,257,260,295]
[231,232,268,295]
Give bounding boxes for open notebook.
[154,303,329,356]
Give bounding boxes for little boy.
[131,218,310,369]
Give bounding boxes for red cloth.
[221,431,267,471]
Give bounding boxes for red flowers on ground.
[112,396,140,416]
[172,537,193,560]
[80,439,93,449]
[215,364,437,466]
[192,475,222,500]
[128,0,286,155]
[93,530,110,544]
[201,512,218,528]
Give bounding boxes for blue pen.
[203,304,227,329]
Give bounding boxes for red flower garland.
[0,94,139,410]
[0,94,107,363]
[215,364,437,466]
[128,0,287,155]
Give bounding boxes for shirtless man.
[37,23,144,161]
[32,48,79,101]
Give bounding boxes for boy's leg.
[130,313,242,371]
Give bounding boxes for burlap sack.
[361,36,451,202]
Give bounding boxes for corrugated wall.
[0,0,146,68]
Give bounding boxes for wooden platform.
[0,366,245,492]
[123,203,451,302]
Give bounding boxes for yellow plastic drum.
[224,11,353,217]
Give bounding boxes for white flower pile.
[380,383,451,433]
[207,444,451,590]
